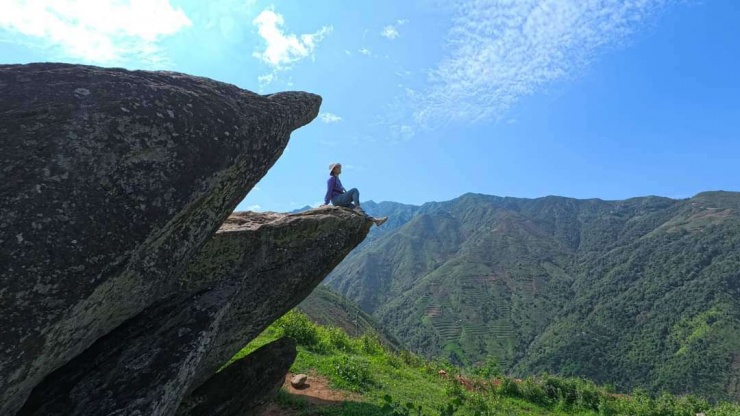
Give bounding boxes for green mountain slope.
[324,191,740,401]
[297,285,400,350]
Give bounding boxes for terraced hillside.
[324,191,740,402]
[298,285,400,350]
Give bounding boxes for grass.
[228,310,740,416]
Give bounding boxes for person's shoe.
[374,216,388,226]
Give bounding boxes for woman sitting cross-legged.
[323,162,388,226]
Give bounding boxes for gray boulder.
[0,63,322,414]
[18,208,370,416]
[177,337,299,416]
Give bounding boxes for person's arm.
[324,176,335,205]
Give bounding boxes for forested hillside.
[324,191,740,401]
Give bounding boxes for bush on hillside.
[359,331,384,355]
[274,309,320,348]
[518,377,550,406]
[470,357,501,379]
[330,354,375,390]
[399,350,425,367]
[323,326,354,352]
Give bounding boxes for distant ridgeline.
[323,191,740,402]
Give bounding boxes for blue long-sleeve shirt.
[324,175,345,205]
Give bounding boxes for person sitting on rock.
[323,162,388,226]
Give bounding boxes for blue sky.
[1,1,738,212]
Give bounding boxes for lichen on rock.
[0,63,367,416]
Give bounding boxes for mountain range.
[322,191,740,402]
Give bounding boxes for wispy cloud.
[358,47,372,56]
[247,204,262,211]
[380,19,408,40]
[381,26,399,39]
[0,0,191,65]
[411,0,672,127]
[252,8,332,83]
[319,112,342,123]
[257,73,274,87]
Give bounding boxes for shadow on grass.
[273,390,387,416]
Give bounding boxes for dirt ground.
[258,372,360,415]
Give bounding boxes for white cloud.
[0,0,191,65]
[253,186,262,191]
[252,9,332,70]
[380,19,408,40]
[412,0,672,127]
[257,73,274,86]
[358,47,371,56]
[319,112,342,123]
[380,26,399,39]
[247,204,262,211]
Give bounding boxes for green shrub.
[323,326,354,352]
[627,387,657,416]
[471,357,501,379]
[708,402,740,416]
[468,392,490,415]
[597,395,618,416]
[653,391,683,416]
[385,353,404,369]
[400,350,424,367]
[274,310,320,348]
[678,394,710,414]
[443,377,466,401]
[359,331,384,355]
[438,397,462,416]
[496,377,520,397]
[540,374,579,406]
[330,354,375,390]
[518,377,550,407]
[575,379,602,411]
[381,394,424,416]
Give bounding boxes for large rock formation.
[0,63,369,414]
[18,209,371,415]
[176,337,298,416]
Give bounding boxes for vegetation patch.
[230,310,740,416]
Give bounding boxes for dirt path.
[258,372,360,415]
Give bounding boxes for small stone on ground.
[291,374,307,388]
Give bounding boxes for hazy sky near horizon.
[2,0,738,212]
